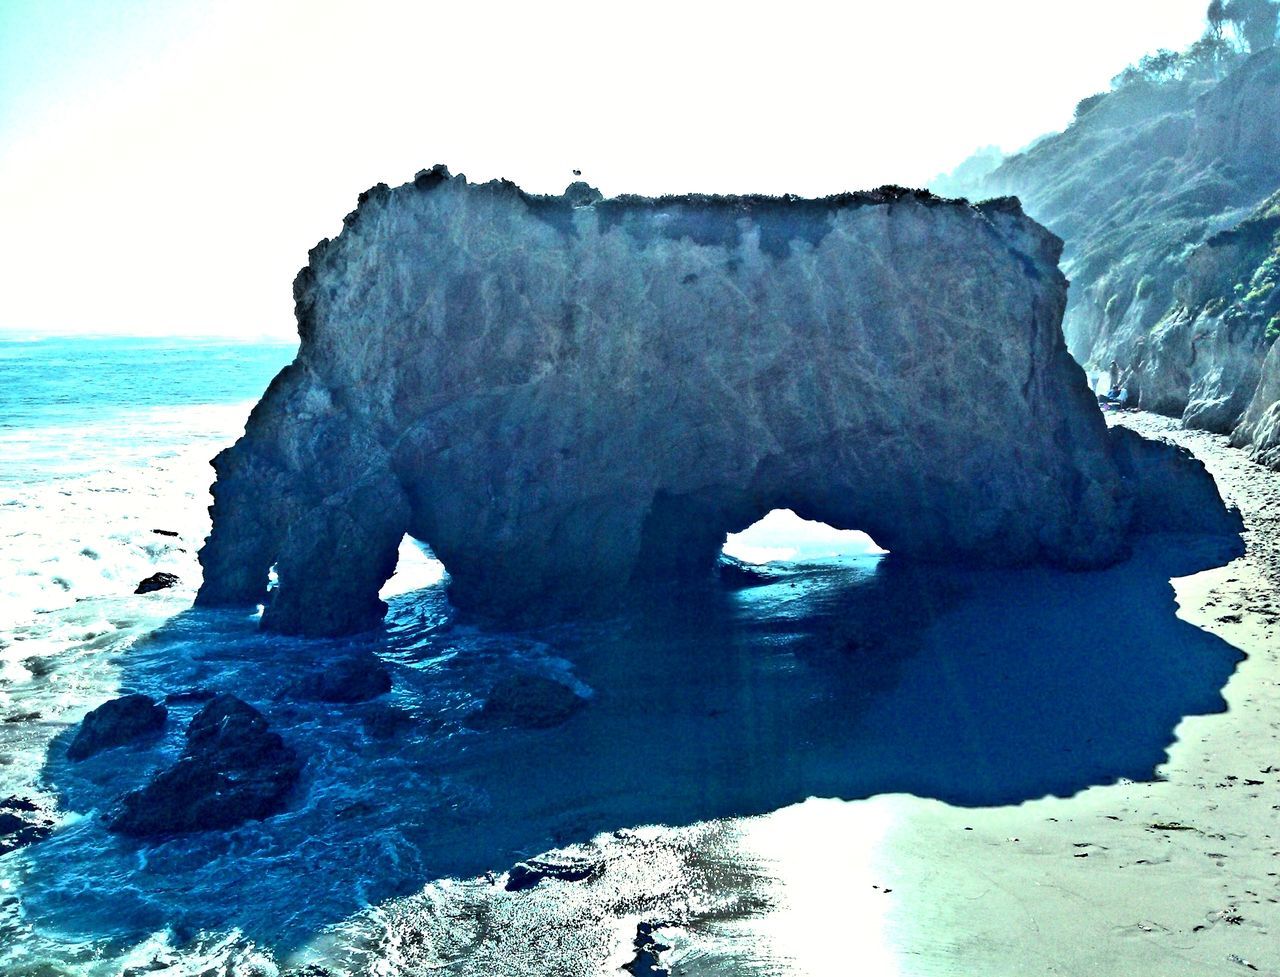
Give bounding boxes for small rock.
[108,694,301,837]
[504,854,602,891]
[68,694,167,761]
[467,673,587,730]
[22,656,54,678]
[150,529,180,537]
[135,572,180,595]
[286,651,392,703]
[0,795,56,854]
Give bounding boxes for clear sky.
[0,0,1210,339]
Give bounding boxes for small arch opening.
[722,509,886,565]
[379,534,448,599]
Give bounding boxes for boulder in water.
[504,852,603,891]
[67,693,167,761]
[0,795,56,854]
[108,694,301,837]
[135,572,180,594]
[467,673,587,731]
[285,650,392,703]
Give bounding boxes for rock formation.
[197,167,1235,636]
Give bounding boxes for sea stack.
[196,166,1237,635]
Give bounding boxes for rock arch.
[196,167,1235,635]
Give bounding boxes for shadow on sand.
[22,531,1245,954]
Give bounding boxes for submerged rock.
[196,167,1237,635]
[67,694,167,761]
[134,572,180,594]
[109,694,301,837]
[0,795,56,854]
[285,650,392,703]
[467,673,587,730]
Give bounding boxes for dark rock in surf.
[285,651,392,703]
[108,694,301,837]
[504,853,603,891]
[623,922,673,976]
[466,673,587,731]
[0,795,56,854]
[135,572,180,594]
[67,694,167,761]
[151,528,180,537]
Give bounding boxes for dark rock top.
[196,166,1238,635]
[135,572,180,595]
[108,694,301,837]
[466,673,587,731]
[67,694,167,761]
[0,795,56,855]
[504,852,603,891]
[285,651,392,703]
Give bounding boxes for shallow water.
[0,337,1247,976]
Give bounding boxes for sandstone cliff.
[940,48,1280,466]
[197,168,1234,635]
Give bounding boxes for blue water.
[0,336,1248,976]
[0,336,295,485]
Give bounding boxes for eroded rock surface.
[198,168,1231,635]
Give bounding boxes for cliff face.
[944,49,1280,466]
[197,168,1234,636]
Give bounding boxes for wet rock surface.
[196,168,1227,635]
[466,673,587,730]
[67,693,167,761]
[0,795,56,855]
[108,694,301,837]
[135,572,180,594]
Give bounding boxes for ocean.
[0,336,1246,975]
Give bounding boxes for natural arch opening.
[378,535,447,599]
[722,509,887,565]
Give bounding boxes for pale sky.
[0,0,1209,339]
